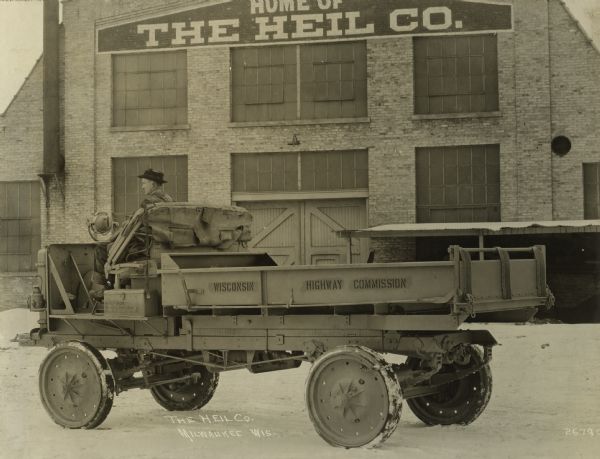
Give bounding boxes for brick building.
[0,58,44,305]
[1,0,599,315]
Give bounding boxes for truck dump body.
[160,247,547,316]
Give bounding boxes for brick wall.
[549,0,600,220]
[0,24,67,307]
[42,26,67,248]
[0,59,44,309]
[0,59,44,182]
[0,274,36,311]
[58,2,97,243]
[66,0,590,229]
[512,0,554,220]
[66,0,511,230]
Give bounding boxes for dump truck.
[17,203,553,448]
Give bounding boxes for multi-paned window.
[112,156,188,221]
[232,45,297,122]
[232,151,368,193]
[113,51,187,127]
[0,181,41,272]
[299,43,367,120]
[416,145,500,223]
[300,151,368,191]
[414,35,498,115]
[233,152,299,192]
[231,42,367,122]
[583,162,600,219]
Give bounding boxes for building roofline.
[95,0,213,28]
[0,55,43,118]
[0,19,63,118]
[338,219,600,238]
[556,0,600,55]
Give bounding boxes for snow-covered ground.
[1,308,599,459]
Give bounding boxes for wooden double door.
[240,199,368,266]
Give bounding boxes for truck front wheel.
[39,341,115,429]
[305,346,402,448]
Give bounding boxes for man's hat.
[138,168,167,184]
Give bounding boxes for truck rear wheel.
[150,366,219,411]
[406,345,492,426]
[39,341,115,429]
[305,346,402,448]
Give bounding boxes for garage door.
[241,199,367,266]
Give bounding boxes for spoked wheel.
[406,345,492,426]
[39,341,115,429]
[151,366,219,411]
[305,346,402,448]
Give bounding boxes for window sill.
[412,111,501,121]
[110,124,191,133]
[229,117,371,128]
[232,190,369,202]
[0,271,37,278]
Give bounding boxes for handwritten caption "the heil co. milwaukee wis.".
[165,413,274,442]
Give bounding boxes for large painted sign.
[97,0,512,53]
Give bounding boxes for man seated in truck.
[138,169,174,208]
[89,169,173,300]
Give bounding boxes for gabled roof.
[557,0,600,55]
[0,55,42,118]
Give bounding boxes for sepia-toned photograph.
[0,1,599,457]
